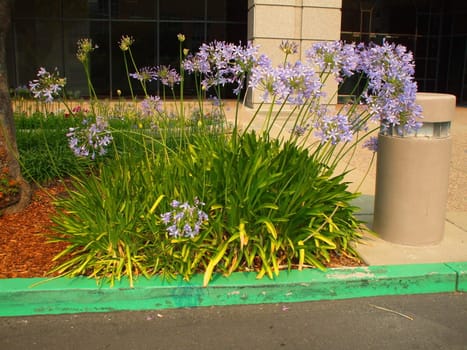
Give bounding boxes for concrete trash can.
[372,92,455,245]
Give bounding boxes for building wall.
[246,0,342,106]
[7,0,467,104]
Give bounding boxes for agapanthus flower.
[141,95,163,116]
[314,113,353,145]
[248,55,279,102]
[280,61,323,105]
[249,57,323,105]
[280,40,299,56]
[129,66,158,82]
[183,40,259,95]
[76,38,98,63]
[66,117,113,159]
[28,67,66,102]
[363,136,378,152]
[177,33,186,43]
[160,197,209,238]
[357,40,423,134]
[156,65,181,88]
[291,124,309,137]
[305,41,359,81]
[119,35,134,51]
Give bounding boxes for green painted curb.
[446,262,467,291]
[0,263,459,317]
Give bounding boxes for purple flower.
[314,114,353,145]
[280,40,299,55]
[183,40,259,95]
[356,40,422,134]
[248,55,280,103]
[29,67,66,102]
[130,66,158,82]
[363,136,378,152]
[141,96,163,116]
[160,198,209,238]
[161,212,172,224]
[305,41,359,81]
[167,224,180,237]
[156,65,181,89]
[66,116,113,159]
[291,124,309,137]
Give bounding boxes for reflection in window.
[8,0,248,98]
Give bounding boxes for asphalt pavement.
[1,292,466,350]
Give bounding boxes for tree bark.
[0,0,31,214]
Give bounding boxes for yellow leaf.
[239,221,248,249]
[298,240,305,271]
[149,194,165,214]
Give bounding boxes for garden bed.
[0,180,364,280]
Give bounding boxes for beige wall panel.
[252,5,300,39]
[302,7,342,40]
[302,0,342,9]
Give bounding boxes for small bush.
[50,130,362,286]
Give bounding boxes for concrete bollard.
[372,92,455,246]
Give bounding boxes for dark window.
[341,0,467,105]
[8,0,247,98]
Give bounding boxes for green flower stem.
[122,53,135,100]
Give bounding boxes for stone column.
[246,0,342,107]
[372,93,455,245]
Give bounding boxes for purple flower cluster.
[363,136,378,152]
[66,117,113,159]
[248,40,422,149]
[314,113,353,145]
[160,198,209,238]
[291,124,310,137]
[183,40,259,95]
[129,66,158,83]
[249,57,323,104]
[141,95,163,117]
[305,41,359,81]
[130,65,181,89]
[357,41,423,135]
[28,67,66,102]
[156,65,181,89]
[306,40,422,137]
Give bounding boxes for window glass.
[111,0,156,19]
[13,0,61,18]
[63,21,94,98]
[9,0,248,97]
[14,20,63,85]
[63,0,90,18]
[89,0,111,19]
[160,0,204,20]
[207,0,246,22]
[87,21,111,96]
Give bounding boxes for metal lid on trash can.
[416,92,456,123]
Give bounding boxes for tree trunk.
[0,0,30,214]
